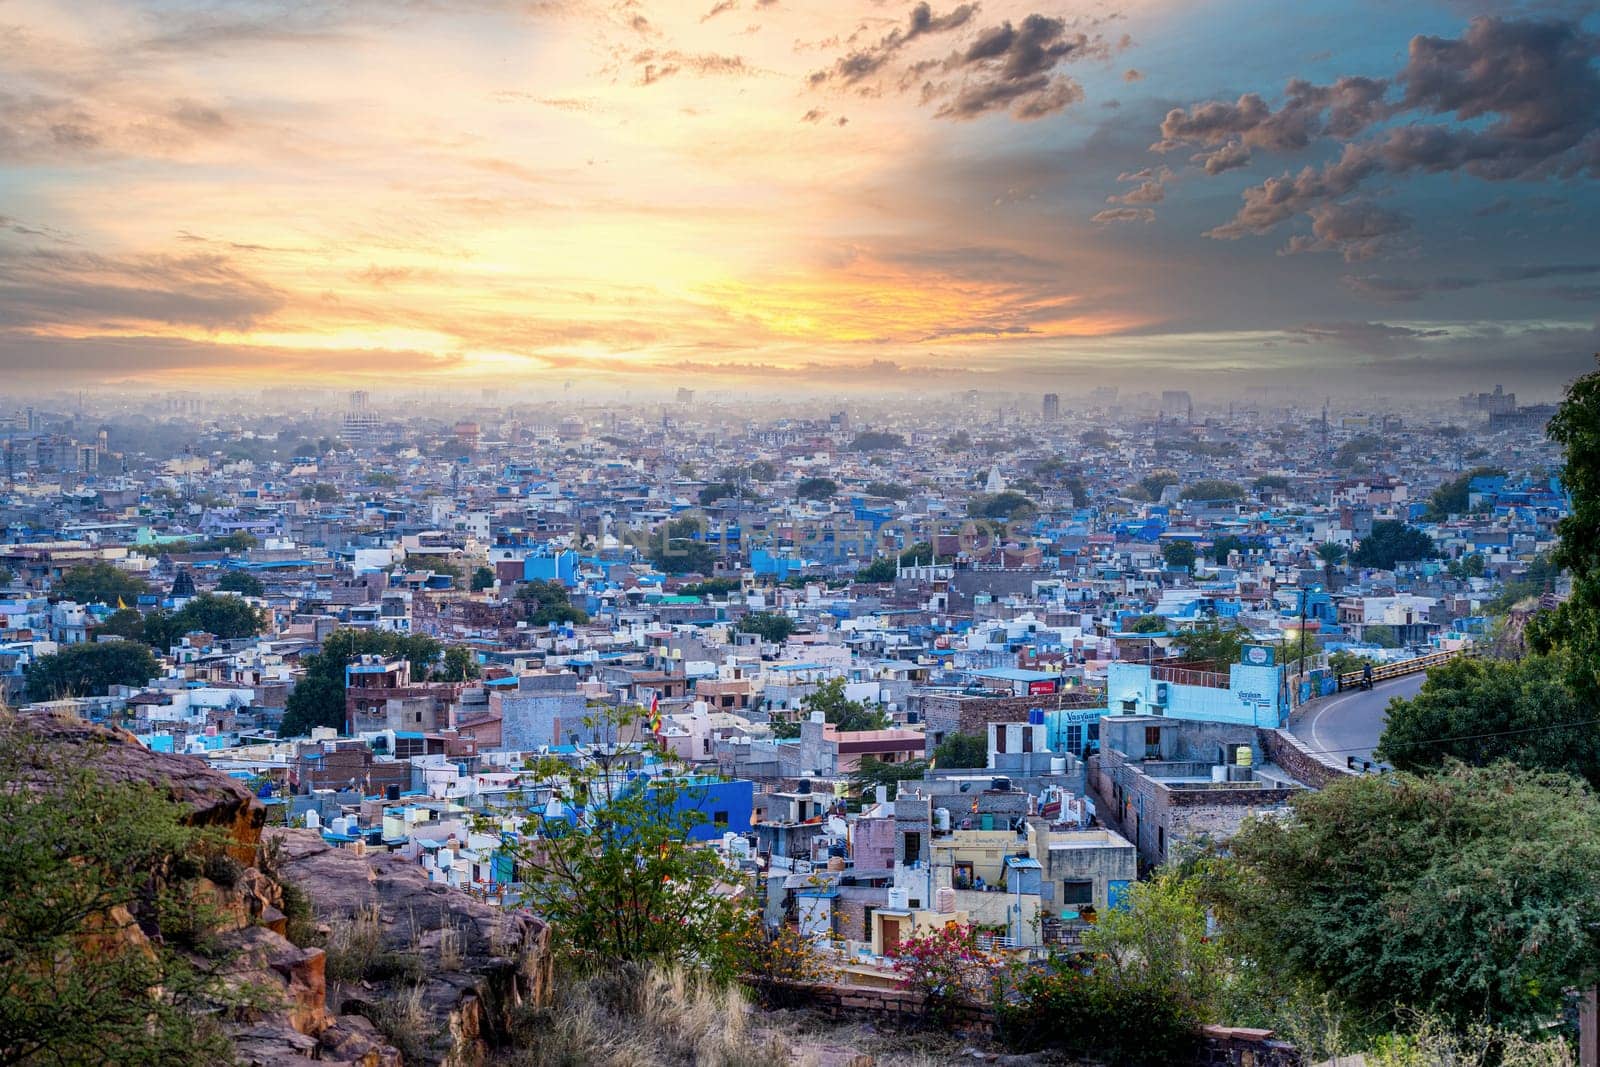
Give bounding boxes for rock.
[266,827,552,1065]
[317,1015,405,1067]
[11,711,265,861]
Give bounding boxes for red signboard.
[1027,679,1058,696]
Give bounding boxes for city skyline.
[1,0,1597,393]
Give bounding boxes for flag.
[648,692,662,734]
[117,597,127,610]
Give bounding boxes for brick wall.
[1262,728,1354,790]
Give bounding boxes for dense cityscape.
[6,0,1600,1063]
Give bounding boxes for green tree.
[847,756,927,801]
[140,610,183,653]
[502,705,750,972]
[1080,428,1114,448]
[1128,614,1168,634]
[515,579,589,626]
[1253,474,1291,494]
[795,477,837,501]
[864,481,908,501]
[0,565,13,587]
[648,516,718,575]
[56,562,148,606]
[1210,535,1247,560]
[1180,479,1246,502]
[898,541,949,565]
[1376,654,1600,786]
[469,565,496,591]
[800,676,887,732]
[849,431,905,452]
[1529,365,1600,695]
[280,629,443,736]
[171,593,265,639]
[855,557,898,583]
[967,491,1036,521]
[215,571,264,597]
[299,482,340,502]
[24,642,160,701]
[1447,552,1486,580]
[735,611,796,644]
[1162,541,1198,571]
[945,431,972,451]
[98,608,146,641]
[1133,470,1180,501]
[0,723,241,1064]
[1177,619,1250,664]
[933,731,987,769]
[435,645,481,682]
[1205,762,1600,1031]
[1349,521,1437,570]
[1425,467,1506,521]
[698,481,737,506]
[1363,624,1398,648]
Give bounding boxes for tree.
[1204,763,1600,1030]
[24,641,160,701]
[945,431,972,451]
[1425,467,1506,521]
[1176,619,1250,664]
[0,565,14,587]
[1080,428,1114,448]
[280,628,444,736]
[795,477,837,501]
[801,676,887,732]
[1253,474,1291,494]
[1447,552,1486,580]
[1180,479,1246,502]
[299,482,340,502]
[698,481,737,506]
[56,562,148,606]
[1162,541,1197,571]
[848,756,927,801]
[735,611,796,644]
[1376,654,1600,786]
[0,723,241,1064]
[515,580,589,627]
[864,481,908,501]
[141,610,184,653]
[855,557,898,583]
[215,571,264,597]
[933,731,987,769]
[501,705,750,972]
[470,566,496,591]
[435,645,481,683]
[98,608,146,640]
[1128,614,1168,634]
[967,491,1036,521]
[648,516,717,575]
[1349,521,1437,570]
[898,541,949,565]
[170,593,265,639]
[1133,470,1179,501]
[849,431,905,452]
[1363,624,1398,648]
[1210,535,1247,560]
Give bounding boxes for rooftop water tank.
[887,887,911,910]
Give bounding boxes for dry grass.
[499,964,787,1067]
[438,920,465,972]
[323,904,384,983]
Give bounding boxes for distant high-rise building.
[1042,393,1060,420]
[342,391,381,444]
[677,387,695,404]
[1160,390,1193,424]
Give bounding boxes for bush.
[889,923,999,1024]
[996,958,1202,1066]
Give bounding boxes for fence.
[1335,648,1469,691]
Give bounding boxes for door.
[881,917,904,955]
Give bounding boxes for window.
[713,810,729,828]
[1066,724,1083,753]
[1157,825,1165,856]
[1062,880,1093,905]
[903,831,921,865]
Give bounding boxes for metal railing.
[1336,648,1469,691]
[1150,664,1231,689]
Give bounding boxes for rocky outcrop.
[264,827,553,1066]
[13,711,550,1065]
[11,711,265,860]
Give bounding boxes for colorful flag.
[648,692,662,734]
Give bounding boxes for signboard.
[1242,644,1276,667]
[1027,679,1058,696]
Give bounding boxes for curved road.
[1288,673,1427,768]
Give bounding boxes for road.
[1288,673,1428,768]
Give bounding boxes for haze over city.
[1,0,1596,395]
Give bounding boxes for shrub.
[889,923,1000,1024]
[996,956,1201,1066]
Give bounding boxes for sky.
[0,0,1597,397]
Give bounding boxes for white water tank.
[935,807,951,831]
[1050,756,1068,775]
[936,887,957,914]
[1212,765,1228,783]
[887,887,911,910]
[303,809,321,830]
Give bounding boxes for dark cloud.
[933,15,1102,120]
[1343,262,1600,300]
[1281,199,1411,261]
[1191,17,1600,247]
[1191,141,1251,174]
[632,49,751,85]
[1123,69,1142,82]
[808,2,977,87]
[701,0,738,21]
[1288,320,1450,354]
[1091,207,1155,223]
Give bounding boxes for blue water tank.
[1028,708,1045,725]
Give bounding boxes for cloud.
[1191,141,1251,174]
[808,2,977,87]
[1342,262,1600,300]
[1092,207,1156,223]
[632,49,752,85]
[702,0,738,21]
[1287,320,1450,354]
[931,15,1103,120]
[1281,199,1411,261]
[0,248,284,331]
[1189,16,1600,247]
[1123,69,1143,82]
